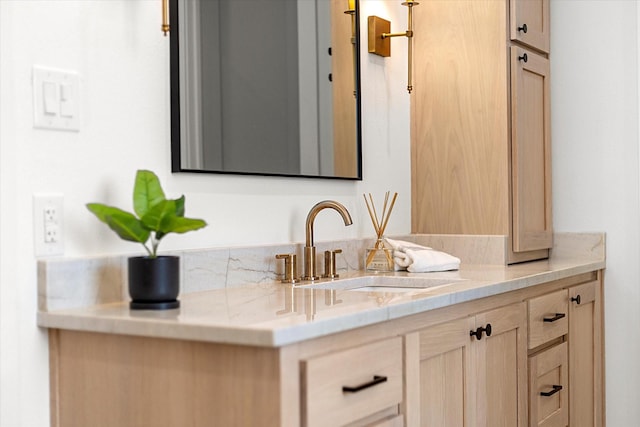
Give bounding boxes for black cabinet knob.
[518,23,528,33]
[470,323,492,340]
[518,53,528,63]
[571,295,582,305]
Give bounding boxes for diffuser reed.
[363,191,398,271]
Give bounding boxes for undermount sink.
[299,275,465,293]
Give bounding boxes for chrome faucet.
[303,200,353,281]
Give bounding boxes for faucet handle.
[322,249,342,279]
[276,254,300,284]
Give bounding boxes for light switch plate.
[33,66,80,132]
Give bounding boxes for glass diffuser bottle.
[364,191,397,272]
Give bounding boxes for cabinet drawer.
[529,342,568,427]
[302,337,403,427]
[510,0,550,53]
[528,289,568,349]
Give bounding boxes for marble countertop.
[38,244,604,347]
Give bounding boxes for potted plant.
[87,170,207,310]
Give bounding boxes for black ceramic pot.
[128,255,180,310]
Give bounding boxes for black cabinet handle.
[518,53,528,63]
[470,323,492,340]
[571,295,582,305]
[543,313,566,323]
[342,375,387,393]
[518,23,528,33]
[540,384,563,397]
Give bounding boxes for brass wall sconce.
[162,0,170,36]
[368,1,419,93]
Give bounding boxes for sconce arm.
[382,31,412,39]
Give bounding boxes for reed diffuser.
[363,191,398,271]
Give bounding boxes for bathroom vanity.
[38,233,604,427]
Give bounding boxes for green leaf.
[87,204,150,243]
[140,199,176,233]
[133,170,166,218]
[86,203,121,224]
[140,199,207,241]
[155,196,188,240]
[161,216,207,234]
[174,195,185,217]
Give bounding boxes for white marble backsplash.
[39,238,374,312]
[38,232,605,312]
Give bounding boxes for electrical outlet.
[44,224,59,243]
[33,193,64,256]
[44,206,57,223]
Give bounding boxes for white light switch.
[33,66,80,131]
[59,83,74,118]
[43,81,58,115]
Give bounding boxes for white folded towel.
[385,238,460,273]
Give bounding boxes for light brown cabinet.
[510,44,552,254]
[301,337,404,427]
[525,280,604,427]
[568,280,604,427]
[528,289,568,350]
[411,0,552,263]
[47,272,603,427]
[414,303,528,427]
[527,290,570,427]
[528,342,569,427]
[510,0,550,53]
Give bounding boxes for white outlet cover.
[33,193,64,257]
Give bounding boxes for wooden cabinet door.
[417,317,476,427]
[415,303,527,427]
[568,281,603,427]
[476,303,528,427]
[510,0,550,53]
[410,0,510,238]
[510,46,552,253]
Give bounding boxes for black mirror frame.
[169,0,362,181]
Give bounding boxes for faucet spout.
[303,200,353,280]
[305,200,353,247]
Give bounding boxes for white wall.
[1,1,638,426]
[0,1,410,425]
[551,1,640,425]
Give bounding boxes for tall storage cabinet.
[411,0,551,263]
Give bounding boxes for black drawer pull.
[543,313,566,323]
[540,384,563,397]
[342,375,387,393]
[518,23,528,33]
[571,295,582,305]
